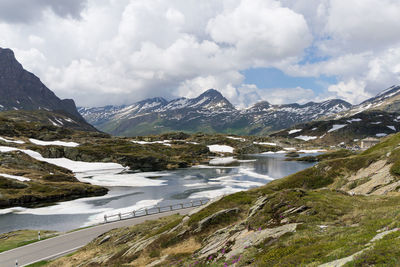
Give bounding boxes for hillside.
[272,110,400,147]
[79,89,351,136]
[328,85,400,120]
[47,132,400,266]
[0,47,94,131]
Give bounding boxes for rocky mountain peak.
[190,89,235,110]
[0,47,85,121]
[247,101,271,112]
[198,88,223,98]
[137,97,168,105]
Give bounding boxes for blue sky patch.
[242,67,337,95]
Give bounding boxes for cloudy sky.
[1,0,400,108]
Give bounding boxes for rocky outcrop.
[247,196,269,218]
[194,208,240,233]
[342,160,400,195]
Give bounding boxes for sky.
[1,0,400,108]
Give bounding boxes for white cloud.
[0,0,313,107]
[1,0,400,108]
[207,0,311,66]
[257,87,316,105]
[324,0,400,53]
[0,0,88,23]
[328,79,370,104]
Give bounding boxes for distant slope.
[329,85,400,119]
[0,110,97,132]
[0,47,96,131]
[272,110,400,146]
[79,89,351,136]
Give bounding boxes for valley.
[2,46,400,266]
[27,131,400,266]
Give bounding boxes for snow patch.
[376,133,387,137]
[0,146,124,173]
[226,136,246,142]
[298,149,326,153]
[347,118,362,123]
[131,140,171,146]
[29,138,80,147]
[328,124,347,133]
[0,173,30,182]
[295,135,317,141]
[76,170,168,187]
[48,119,60,127]
[253,142,277,146]
[288,129,302,134]
[209,157,238,166]
[262,150,286,154]
[207,145,234,153]
[0,137,24,144]
[387,125,396,131]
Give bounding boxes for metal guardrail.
[103,199,210,223]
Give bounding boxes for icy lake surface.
[0,153,316,233]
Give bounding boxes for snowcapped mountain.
[271,86,400,146]
[79,89,351,136]
[330,85,400,119]
[242,99,352,131]
[272,110,400,146]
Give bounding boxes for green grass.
[26,260,50,267]
[146,215,183,238]
[345,231,400,266]
[0,230,58,253]
[188,191,256,226]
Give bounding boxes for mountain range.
[79,89,352,136]
[2,46,400,138]
[270,85,400,146]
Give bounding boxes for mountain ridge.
[78,89,352,136]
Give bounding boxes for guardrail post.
[158,207,161,213]
[190,201,193,207]
[118,213,122,220]
[104,214,107,223]
[38,231,41,241]
[200,200,203,205]
[145,208,148,215]
[132,211,136,217]
[170,205,173,211]
[16,260,18,267]
[180,203,183,209]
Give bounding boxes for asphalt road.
[0,207,196,267]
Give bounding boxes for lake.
[0,153,316,233]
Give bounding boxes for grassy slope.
[46,133,400,266]
[0,230,58,253]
